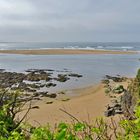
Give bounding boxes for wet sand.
[20,84,108,126]
[19,80,129,126]
[0,49,136,55]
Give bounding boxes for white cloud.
[0,0,35,15]
[0,0,140,42]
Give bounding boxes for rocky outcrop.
[68,73,83,78]
[104,102,123,117]
[105,75,126,82]
[46,83,56,88]
[103,75,131,117]
[55,74,70,82]
[121,90,135,119]
[0,69,82,93]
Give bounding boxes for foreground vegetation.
[0,69,140,140]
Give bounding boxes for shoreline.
[19,79,130,126]
[20,83,109,126]
[0,49,137,55]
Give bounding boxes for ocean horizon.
[0,42,140,51]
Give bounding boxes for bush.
[105,88,111,94]
[136,69,140,82]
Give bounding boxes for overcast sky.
[0,0,140,42]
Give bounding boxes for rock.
[39,84,46,88]
[113,103,122,111]
[105,75,124,82]
[105,104,122,116]
[104,108,115,117]
[56,74,70,82]
[18,82,27,89]
[116,96,122,103]
[11,87,20,91]
[28,84,40,89]
[110,95,116,98]
[41,93,57,98]
[33,92,40,97]
[121,91,133,115]
[61,98,70,101]
[0,69,83,99]
[38,92,48,97]
[26,69,54,73]
[46,83,57,88]
[58,91,65,94]
[46,101,53,104]
[47,93,57,98]
[25,87,36,92]
[102,79,110,84]
[23,93,31,97]
[111,99,118,104]
[0,72,25,88]
[68,73,83,78]
[115,110,123,114]
[31,106,40,109]
[39,71,47,75]
[25,72,40,81]
[45,69,54,72]
[25,71,51,82]
[33,97,41,100]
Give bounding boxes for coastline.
[0,49,136,55]
[20,79,130,126]
[0,49,137,127]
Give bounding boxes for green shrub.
[136,69,140,81]
[31,126,53,140]
[105,88,111,94]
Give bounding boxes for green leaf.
[92,127,100,134]
[74,123,85,131]
[58,123,68,130]
[55,129,66,140]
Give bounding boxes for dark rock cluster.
[105,75,126,82]
[0,69,83,99]
[104,102,123,117]
[103,75,131,117]
[105,90,135,118]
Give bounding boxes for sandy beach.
[0,49,136,55]
[19,80,129,126]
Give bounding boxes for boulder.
[46,83,57,88]
[48,93,57,98]
[105,75,124,82]
[104,108,115,117]
[68,73,83,78]
[55,74,70,82]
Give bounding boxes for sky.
[0,0,140,42]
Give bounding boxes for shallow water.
[0,53,139,91]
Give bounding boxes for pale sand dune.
[0,49,136,55]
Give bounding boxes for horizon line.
[0,41,140,43]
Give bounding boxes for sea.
[0,42,140,91]
[0,42,140,51]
